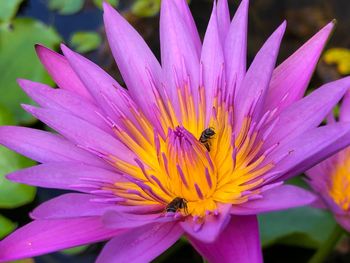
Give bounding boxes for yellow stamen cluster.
[107,83,274,217]
[328,149,350,211]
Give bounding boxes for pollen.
[328,149,350,211]
[108,81,274,218]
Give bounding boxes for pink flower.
[306,90,350,232]
[1,0,350,262]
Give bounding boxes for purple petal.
[31,193,115,219]
[7,163,121,190]
[0,217,124,262]
[311,197,328,210]
[224,0,249,96]
[323,196,346,215]
[172,0,201,54]
[263,77,350,150]
[0,126,106,167]
[305,155,340,210]
[217,0,230,43]
[306,163,345,214]
[264,21,335,113]
[231,185,316,215]
[234,22,286,132]
[60,44,138,124]
[189,216,262,263]
[201,3,225,122]
[102,211,175,229]
[335,214,350,232]
[180,203,231,243]
[103,3,162,118]
[23,105,135,164]
[306,153,338,182]
[340,90,350,122]
[107,204,164,214]
[18,79,112,134]
[267,122,350,181]
[160,0,200,111]
[35,44,93,101]
[96,222,183,263]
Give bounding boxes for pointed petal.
[267,123,350,181]
[234,22,286,130]
[102,211,174,229]
[18,79,112,133]
[108,205,164,214]
[224,0,249,96]
[0,126,106,167]
[0,217,124,262]
[103,3,161,118]
[217,0,230,42]
[35,45,93,101]
[231,185,316,215]
[306,153,338,183]
[31,193,114,219]
[265,21,335,113]
[180,204,231,243]
[160,0,200,109]
[96,222,183,263]
[263,77,350,149]
[23,105,135,164]
[172,0,201,54]
[201,3,225,121]
[60,44,138,124]
[189,216,262,263]
[7,163,121,191]
[340,90,350,122]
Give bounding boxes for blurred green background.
[0,0,349,262]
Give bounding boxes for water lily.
[306,90,350,233]
[1,0,350,262]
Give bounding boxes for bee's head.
[205,127,215,136]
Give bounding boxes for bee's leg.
[163,208,168,216]
[184,204,188,215]
[204,142,210,151]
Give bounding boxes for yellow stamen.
[328,149,350,211]
[111,88,274,218]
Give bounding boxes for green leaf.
[131,0,161,17]
[93,0,119,9]
[48,0,85,15]
[0,18,61,124]
[286,176,309,189]
[0,0,25,23]
[0,104,15,125]
[0,147,36,209]
[70,31,102,53]
[0,108,36,208]
[61,245,89,255]
[0,214,16,239]
[259,206,336,249]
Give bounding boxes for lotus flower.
[1,0,350,262]
[306,91,350,232]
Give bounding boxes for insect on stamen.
[199,127,216,151]
[165,197,188,215]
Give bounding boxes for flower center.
[328,149,350,211]
[105,83,274,218]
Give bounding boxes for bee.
[166,197,188,214]
[199,127,215,151]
